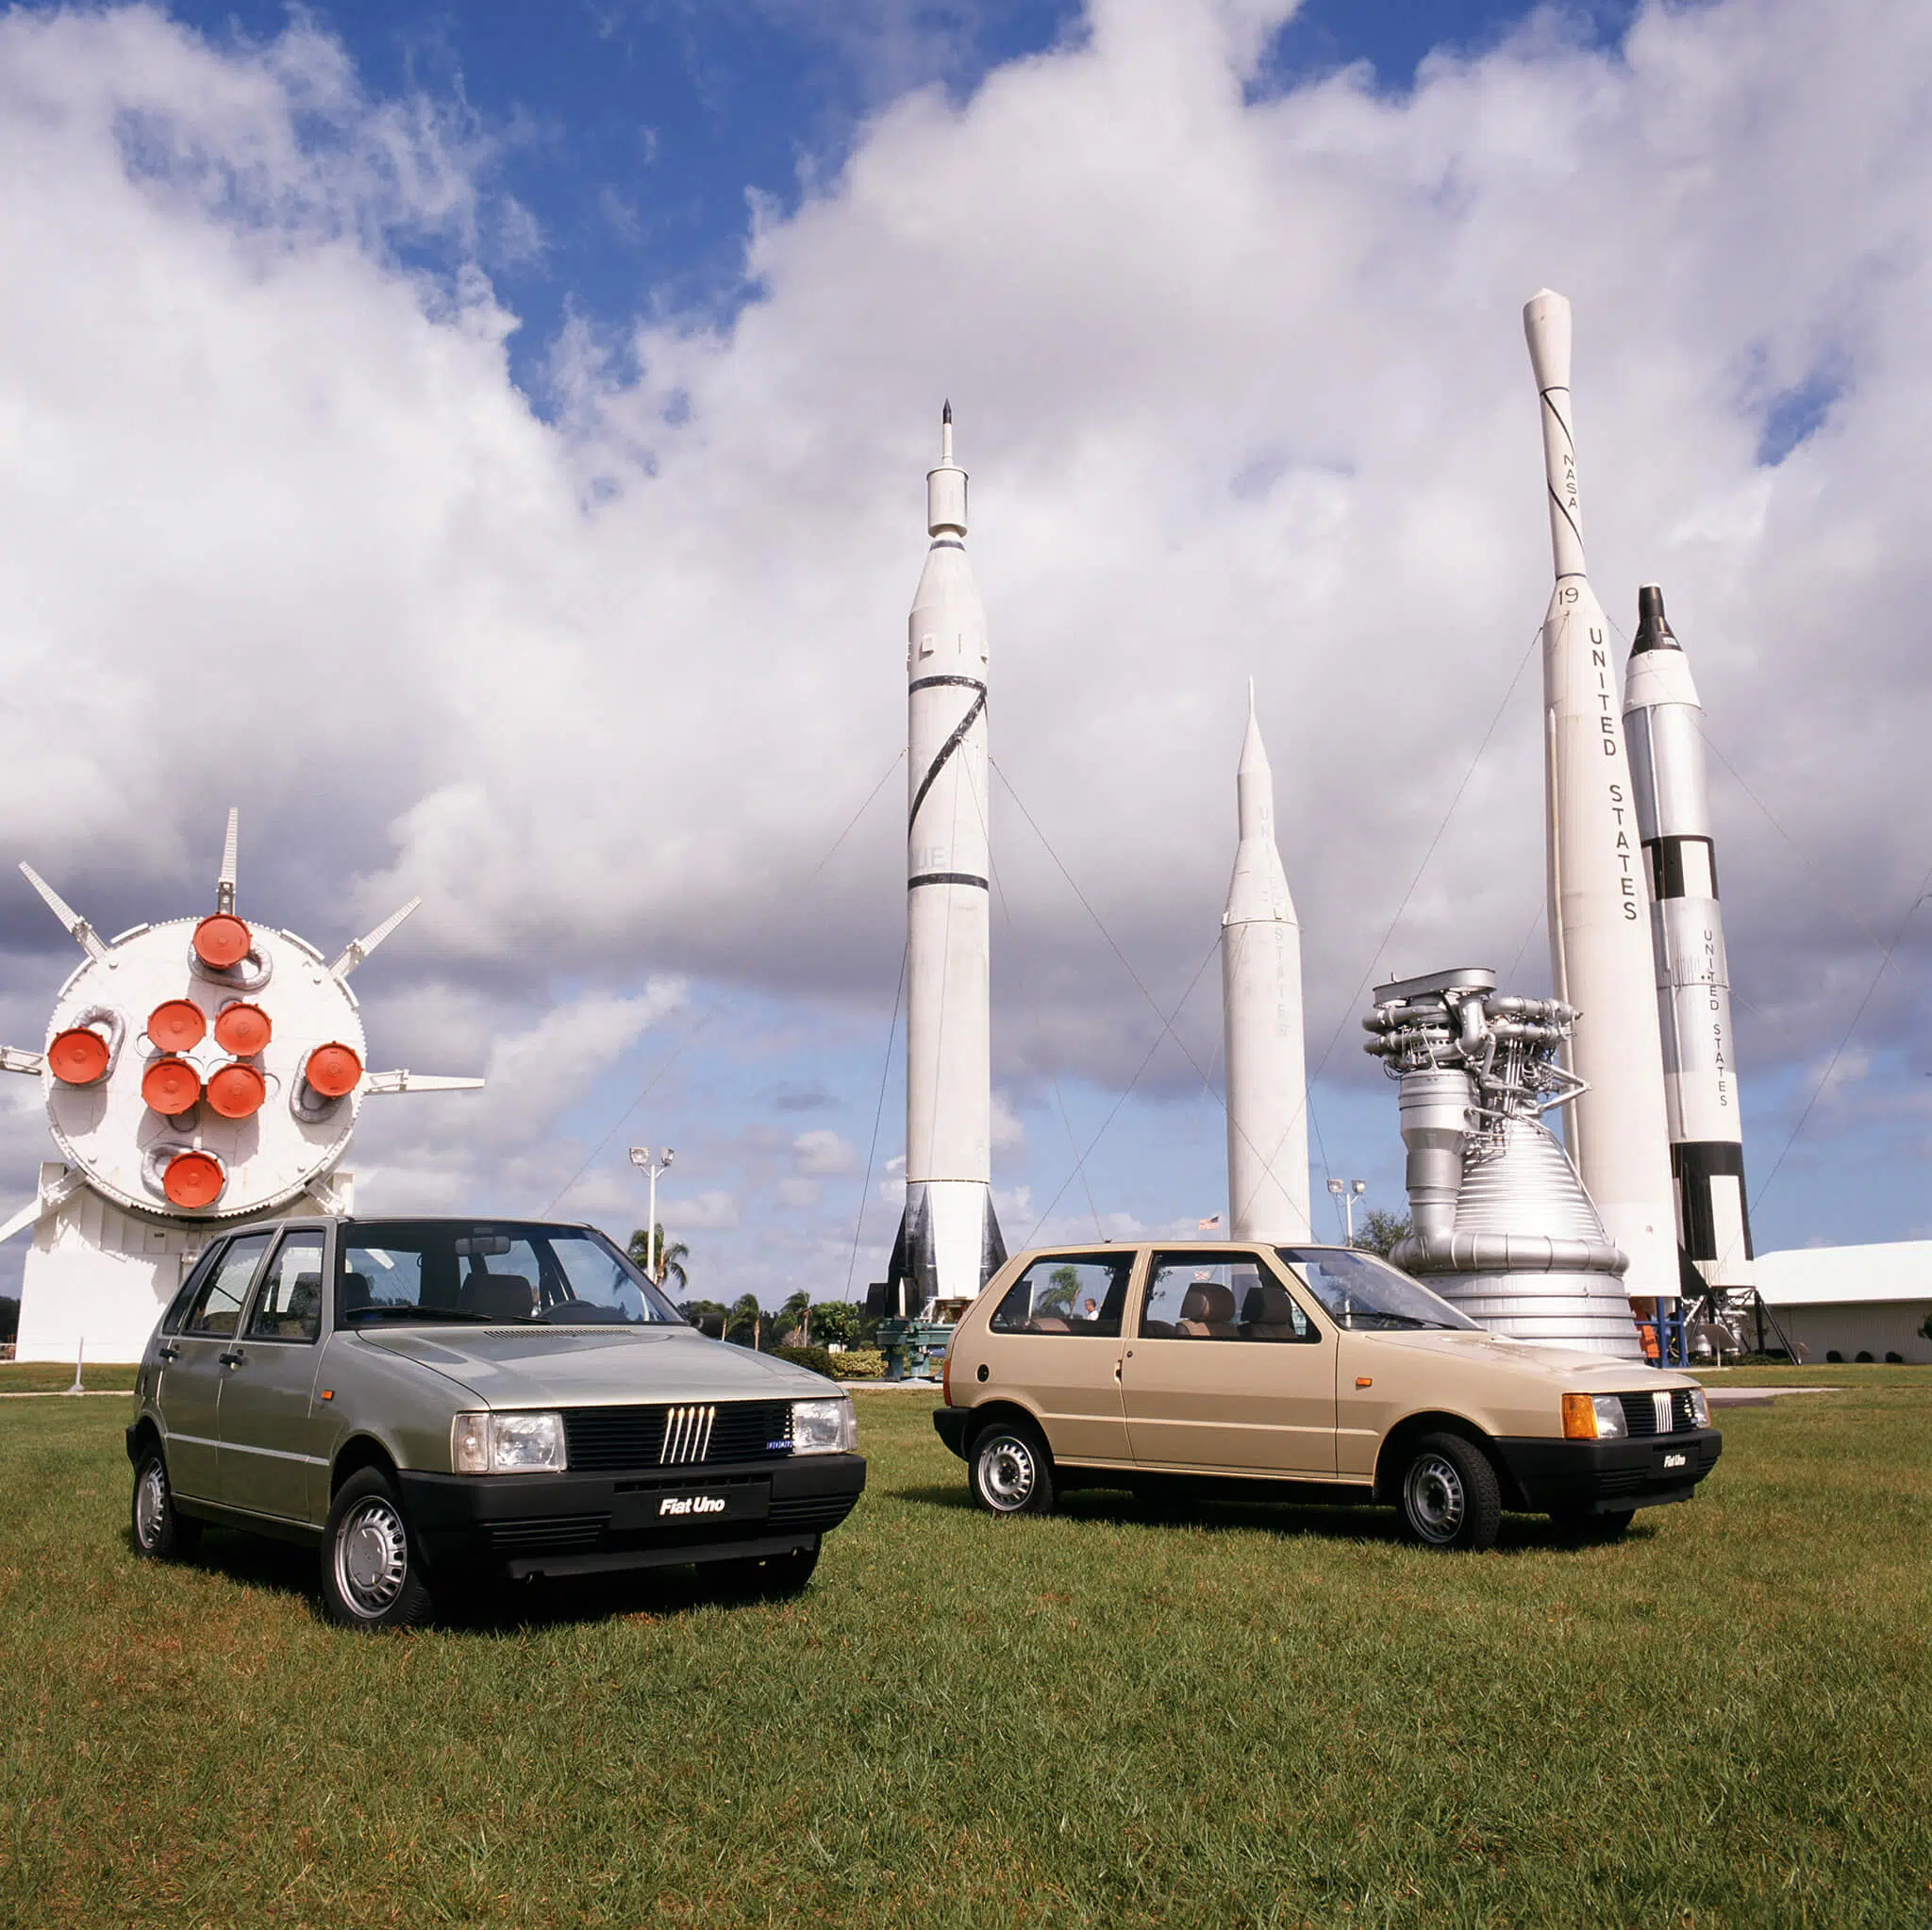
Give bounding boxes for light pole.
[627,1145,675,1280]
[1326,1176,1367,1246]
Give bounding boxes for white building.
[1755,1241,1932,1364]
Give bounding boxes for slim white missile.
[887,404,1005,1317]
[1623,585,1755,1294]
[1222,684,1311,1242]
[1524,291,1678,1308]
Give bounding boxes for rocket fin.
[19,864,108,961]
[330,898,422,979]
[217,808,240,915]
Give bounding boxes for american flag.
[1197,1213,1221,1230]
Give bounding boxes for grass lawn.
[1,1376,1927,1927]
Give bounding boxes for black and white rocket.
[1524,291,1680,1309]
[1222,686,1311,1242]
[886,407,1006,1316]
[1622,586,1755,1295]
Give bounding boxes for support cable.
[845,939,909,1299]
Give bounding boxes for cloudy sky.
[2,0,1927,1307]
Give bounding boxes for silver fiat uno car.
[126,1217,865,1626]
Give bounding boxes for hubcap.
[978,1437,1036,1511]
[1405,1453,1465,1543]
[333,1498,408,1616]
[135,1461,167,1548]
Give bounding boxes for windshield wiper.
[347,1306,534,1324]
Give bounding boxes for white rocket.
[886,405,1004,1316]
[1222,686,1311,1242]
[1623,585,1755,1294]
[1524,291,1678,1307]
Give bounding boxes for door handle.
[158,1343,180,1361]
[217,1349,243,1368]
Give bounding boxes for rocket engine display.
[884,407,1006,1319]
[1221,686,1311,1242]
[1623,584,1756,1302]
[1363,967,1643,1358]
[1524,291,1679,1312]
[0,811,484,1362]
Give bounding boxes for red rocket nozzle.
[148,999,208,1054]
[193,914,252,970]
[206,1060,267,1120]
[304,1042,362,1099]
[48,1027,111,1085]
[142,1056,203,1116]
[212,1002,272,1055]
[161,1150,224,1209]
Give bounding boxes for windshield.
[338,1222,685,1327]
[1274,1248,1481,1332]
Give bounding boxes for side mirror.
[691,1312,724,1339]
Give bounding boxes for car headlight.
[791,1397,856,1456]
[1687,1386,1710,1428]
[451,1410,567,1473]
[1560,1392,1628,1440]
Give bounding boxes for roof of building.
[1755,1240,1932,1306]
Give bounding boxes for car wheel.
[970,1419,1056,1517]
[712,1542,821,1600]
[1552,1506,1634,1543]
[1396,1432,1502,1552]
[130,1445,202,1561]
[321,1468,433,1630]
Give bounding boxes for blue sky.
[1,0,1926,1313]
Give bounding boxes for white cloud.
[791,1128,859,1175]
[665,1190,741,1232]
[775,1176,822,1208]
[2,0,1930,1289]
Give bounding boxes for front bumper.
[1494,1428,1722,1516]
[398,1452,866,1579]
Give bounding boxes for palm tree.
[725,1293,763,1349]
[778,1289,811,1346]
[627,1224,690,1295]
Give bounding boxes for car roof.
[1008,1240,1357,1258]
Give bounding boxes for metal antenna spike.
[217,808,240,915]
[1,1045,45,1075]
[361,1071,486,1095]
[19,863,107,961]
[329,896,423,980]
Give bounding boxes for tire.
[130,1445,202,1561]
[969,1418,1056,1517]
[1396,1432,1502,1552]
[711,1541,821,1600]
[1552,1507,1633,1544]
[320,1468,433,1630]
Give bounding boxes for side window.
[162,1242,227,1335]
[1139,1252,1316,1342]
[990,1256,1132,1338]
[246,1230,327,1341]
[180,1233,273,1338]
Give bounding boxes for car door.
[1120,1248,1336,1476]
[219,1225,330,1523]
[154,1231,274,1502]
[979,1253,1135,1463]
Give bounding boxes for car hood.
[1354,1324,1697,1388]
[351,1323,841,1408]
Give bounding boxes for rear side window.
[180,1233,274,1337]
[990,1256,1132,1338]
[1139,1252,1315,1342]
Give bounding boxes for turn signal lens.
[1562,1392,1598,1439]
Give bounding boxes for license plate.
[623,1480,770,1529]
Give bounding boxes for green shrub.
[827,1347,885,1380]
[769,1345,837,1378]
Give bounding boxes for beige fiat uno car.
[933,1242,1720,1550]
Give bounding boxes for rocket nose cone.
[1632,583,1679,654]
[1524,290,1573,389]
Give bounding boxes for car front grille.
[485,1514,608,1554]
[1616,1389,1706,1438]
[768,1491,861,1534]
[562,1401,794,1472]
